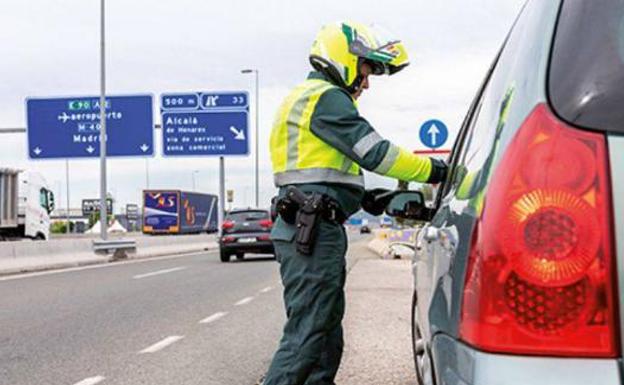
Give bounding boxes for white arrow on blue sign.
[419,119,449,149]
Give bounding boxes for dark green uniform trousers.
[264,217,348,385]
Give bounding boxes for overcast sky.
[0,0,525,214]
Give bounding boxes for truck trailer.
[0,169,55,241]
[142,190,218,235]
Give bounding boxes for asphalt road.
[0,232,371,385]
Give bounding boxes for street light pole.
[254,70,259,208]
[241,68,259,208]
[99,0,108,240]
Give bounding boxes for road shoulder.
[338,241,416,385]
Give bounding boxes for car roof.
[228,208,268,214]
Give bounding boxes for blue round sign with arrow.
[419,119,448,149]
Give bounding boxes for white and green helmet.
[310,21,410,92]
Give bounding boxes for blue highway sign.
[201,92,248,109]
[161,91,249,157]
[419,119,448,149]
[160,93,199,110]
[26,95,154,159]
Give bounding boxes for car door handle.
[423,227,440,242]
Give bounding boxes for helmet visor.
[345,23,407,75]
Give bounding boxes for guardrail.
[92,239,137,260]
[0,234,218,275]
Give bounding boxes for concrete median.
[0,234,218,275]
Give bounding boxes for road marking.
[199,311,228,324]
[139,335,184,354]
[235,296,254,306]
[73,376,105,385]
[133,266,187,279]
[260,286,273,293]
[0,250,217,282]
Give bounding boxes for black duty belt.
[276,187,346,225]
[274,186,346,255]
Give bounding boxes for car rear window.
[549,0,624,133]
[226,211,268,222]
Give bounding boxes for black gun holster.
[275,186,332,256]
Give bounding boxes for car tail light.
[258,234,271,241]
[221,236,235,243]
[460,104,619,357]
[222,220,235,230]
[259,219,273,228]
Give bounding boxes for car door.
[413,0,563,382]
[411,50,497,385]
[412,9,508,338]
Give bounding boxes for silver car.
[392,0,624,383]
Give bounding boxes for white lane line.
[139,335,184,354]
[199,311,228,324]
[235,296,255,306]
[260,286,273,293]
[0,250,216,282]
[133,266,187,279]
[73,376,105,385]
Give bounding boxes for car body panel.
[221,239,274,255]
[432,333,621,385]
[609,134,624,355]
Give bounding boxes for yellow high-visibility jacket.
[270,72,435,215]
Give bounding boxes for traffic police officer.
[265,21,448,385]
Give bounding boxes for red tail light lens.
[259,219,273,228]
[460,104,618,357]
[258,234,271,241]
[222,220,235,230]
[221,236,235,243]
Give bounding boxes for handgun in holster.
[276,186,323,256]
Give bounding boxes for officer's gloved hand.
[426,158,449,184]
[361,188,395,216]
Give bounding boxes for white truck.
[0,169,55,241]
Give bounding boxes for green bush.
[50,221,74,234]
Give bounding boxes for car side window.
[434,55,499,206]
[436,0,560,214]
[39,188,48,210]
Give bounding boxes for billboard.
[82,199,113,216]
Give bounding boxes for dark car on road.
[219,209,274,262]
[386,1,624,384]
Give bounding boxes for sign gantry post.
[99,0,107,240]
[65,159,70,234]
